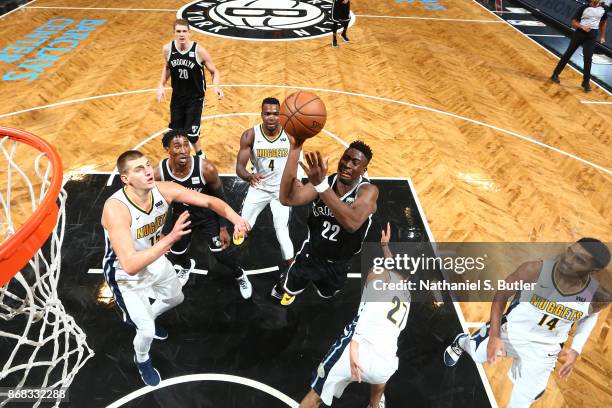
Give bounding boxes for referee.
[551,0,608,92]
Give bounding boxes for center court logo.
[177,0,355,41]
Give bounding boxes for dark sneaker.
[340,32,350,43]
[443,333,468,367]
[582,83,592,92]
[270,284,283,300]
[134,355,161,386]
[332,37,338,48]
[550,74,560,84]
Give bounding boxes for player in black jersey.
[271,135,378,305]
[331,0,351,48]
[154,129,252,299]
[156,19,224,157]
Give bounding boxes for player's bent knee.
[165,292,184,307]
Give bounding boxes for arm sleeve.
[570,313,599,354]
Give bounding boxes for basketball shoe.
[134,355,161,386]
[443,333,468,367]
[236,271,252,299]
[174,259,195,286]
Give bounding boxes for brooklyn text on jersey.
[177,0,355,41]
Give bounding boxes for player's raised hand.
[381,222,391,244]
[168,211,192,243]
[299,151,328,186]
[232,217,251,238]
[557,349,578,379]
[349,340,363,383]
[486,335,506,364]
[286,132,304,148]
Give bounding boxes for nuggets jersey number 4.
[250,124,289,192]
[506,260,598,344]
[103,186,168,280]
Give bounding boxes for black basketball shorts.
[169,96,204,143]
[282,242,350,298]
[162,205,221,255]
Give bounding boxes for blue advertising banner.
[516,0,612,52]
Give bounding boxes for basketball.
[279,91,327,142]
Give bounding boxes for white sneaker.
[174,259,195,287]
[236,272,252,299]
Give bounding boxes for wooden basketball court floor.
[0,0,610,407]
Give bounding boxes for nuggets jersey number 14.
[250,124,289,192]
[506,260,597,344]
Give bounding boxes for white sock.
[134,331,152,363]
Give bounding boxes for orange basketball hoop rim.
[0,126,63,287]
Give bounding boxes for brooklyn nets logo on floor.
[177,0,355,41]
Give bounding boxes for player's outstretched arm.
[279,134,318,206]
[487,261,541,363]
[101,199,191,275]
[157,181,250,236]
[156,44,170,103]
[236,128,264,186]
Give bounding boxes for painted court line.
[580,101,612,105]
[355,14,503,23]
[408,177,499,408]
[0,0,37,19]
[527,34,564,38]
[89,266,279,276]
[106,373,299,408]
[0,88,164,119]
[2,84,609,176]
[26,6,175,12]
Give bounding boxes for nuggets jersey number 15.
[103,186,168,280]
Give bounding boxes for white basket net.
[0,135,93,407]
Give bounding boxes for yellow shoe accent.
[233,232,245,245]
[281,293,295,306]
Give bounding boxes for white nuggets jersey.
[250,124,289,192]
[506,260,597,344]
[353,271,410,359]
[103,186,168,282]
